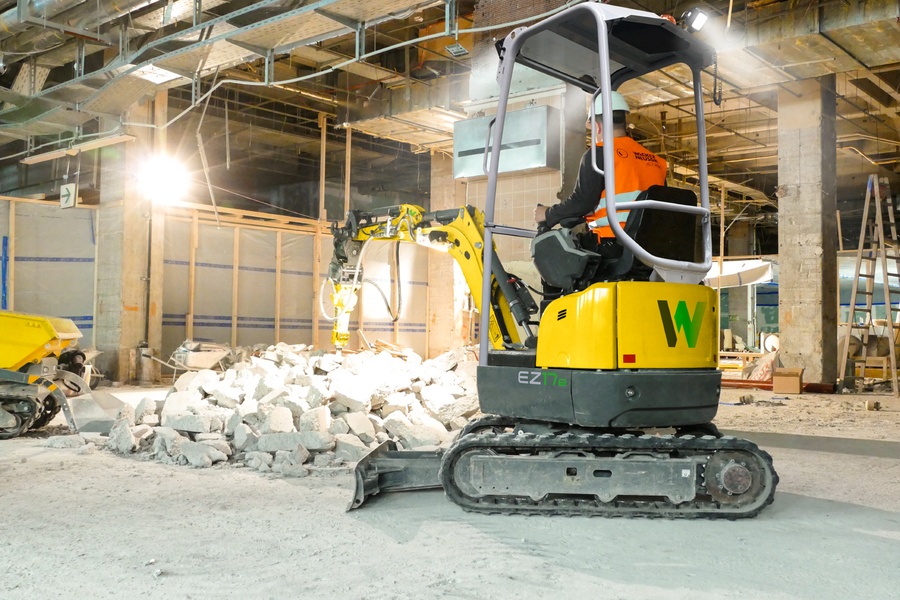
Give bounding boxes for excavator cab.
[348,3,778,518]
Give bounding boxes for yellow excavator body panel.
[616,281,718,369]
[536,283,617,369]
[0,311,82,371]
[536,282,718,370]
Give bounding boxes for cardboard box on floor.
[772,367,804,394]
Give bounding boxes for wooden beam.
[187,211,198,340]
[319,113,327,221]
[232,227,240,348]
[313,112,327,349]
[312,229,321,349]
[275,230,283,344]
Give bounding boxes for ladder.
[839,175,899,396]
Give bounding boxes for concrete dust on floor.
[2,428,899,600]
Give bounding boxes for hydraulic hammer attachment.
[347,441,444,511]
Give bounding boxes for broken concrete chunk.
[244,451,274,471]
[409,410,450,442]
[341,411,376,444]
[281,463,310,477]
[313,452,334,467]
[332,375,374,412]
[367,413,385,434]
[296,430,335,452]
[290,445,310,465]
[257,432,309,452]
[152,427,184,456]
[76,442,96,455]
[449,416,469,431]
[278,392,310,417]
[254,374,287,401]
[333,433,368,463]
[304,376,333,408]
[106,419,137,454]
[233,424,258,452]
[131,424,154,443]
[142,414,160,427]
[162,413,212,434]
[328,418,350,435]
[381,392,416,417]
[261,406,296,434]
[199,439,233,456]
[423,348,467,373]
[212,387,243,409]
[409,380,426,394]
[297,406,332,433]
[181,440,227,468]
[421,390,480,426]
[173,371,199,392]
[382,411,443,449]
[375,431,391,444]
[134,397,158,424]
[45,434,85,449]
[81,432,108,447]
[160,390,203,418]
[224,411,242,436]
[116,403,136,427]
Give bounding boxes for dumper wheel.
[0,398,38,440]
[28,398,61,430]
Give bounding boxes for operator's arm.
[543,149,604,227]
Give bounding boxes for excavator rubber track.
[438,430,778,519]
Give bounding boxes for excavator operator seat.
[531,185,700,289]
[594,185,700,281]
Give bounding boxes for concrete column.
[94,102,154,382]
[427,153,469,358]
[777,75,838,383]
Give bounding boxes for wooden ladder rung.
[859,273,875,279]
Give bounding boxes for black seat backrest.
[630,185,699,263]
[595,185,699,281]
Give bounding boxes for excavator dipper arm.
[326,204,537,351]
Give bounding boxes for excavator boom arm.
[327,204,537,350]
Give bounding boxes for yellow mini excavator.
[328,3,778,518]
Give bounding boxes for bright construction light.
[137,155,189,204]
[682,8,709,32]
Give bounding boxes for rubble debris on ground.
[44,344,480,476]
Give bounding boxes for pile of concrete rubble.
[46,344,480,477]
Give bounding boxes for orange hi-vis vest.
[587,136,667,238]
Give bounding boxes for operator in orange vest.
[534,92,667,249]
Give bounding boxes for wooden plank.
[312,229,321,349]
[187,211,198,340]
[836,209,843,252]
[319,113,327,220]
[165,212,316,235]
[0,195,99,209]
[232,227,240,348]
[165,199,318,227]
[275,230,282,344]
[7,199,13,311]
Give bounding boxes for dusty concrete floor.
[2,388,899,599]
